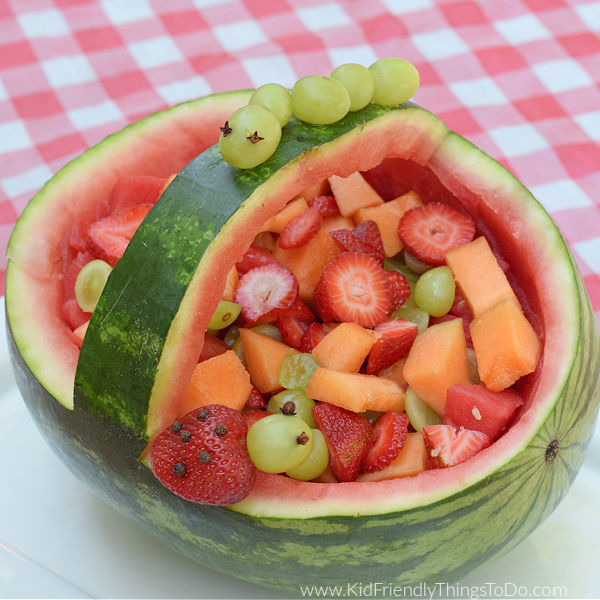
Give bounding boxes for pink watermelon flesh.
[109,174,168,214]
[444,384,524,442]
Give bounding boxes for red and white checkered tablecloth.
[1,0,599,327]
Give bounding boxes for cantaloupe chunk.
[357,432,427,482]
[253,231,275,251]
[222,266,238,302]
[446,236,520,318]
[402,319,472,416]
[306,368,405,413]
[353,191,423,257]
[470,298,541,392]
[293,179,331,201]
[180,350,251,417]
[262,197,308,233]
[328,172,384,217]
[239,328,294,394]
[272,230,342,305]
[320,215,354,233]
[378,357,407,388]
[312,322,377,373]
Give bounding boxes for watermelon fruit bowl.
[5,88,600,592]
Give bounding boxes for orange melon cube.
[239,328,294,394]
[262,197,308,233]
[73,320,89,346]
[306,368,405,413]
[377,357,408,388]
[253,231,275,251]
[356,432,427,481]
[402,319,472,416]
[353,191,423,257]
[312,322,377,373]
[293,179,331,201]
[446,236,520,318]
[470,298,541,392]
[222,266,238,302]
[320,215,354,233]
[272,230,342,305]
[328,171,384,217]
[180,350,251,417]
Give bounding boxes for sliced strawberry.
[422,424,490,468]
[307,195,340,218]
[312,403,373,482]
[234,263,298,324]
[243,410,273,428]
[353,220,384,265]
[235,244,281,275]
[314,252,391,328]
[366,318,418,374]
[151,404,255,505]
[278,315,310,349]
[87,203,152,266]
[245,386,268,410]
[398,203,476,266]
[278,207,322,249]
[299,321,325,353]
[449,286,473,323]
[329,229,383,265]
[386,270,412,310]
[253,297,315,326]
[361,412,409,473]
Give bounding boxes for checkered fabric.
[1,0,599,326]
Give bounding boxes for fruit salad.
[63,58,541,506]
[67,169,541,506]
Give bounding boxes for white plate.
[1,297,599,599]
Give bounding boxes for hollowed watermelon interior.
[8,99,578,518]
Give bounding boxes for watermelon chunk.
[444,383,523,442]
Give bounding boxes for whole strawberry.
[151,404,255,505]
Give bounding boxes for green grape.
[279,351,319,390]
[368,58,420,106]
[223,324,240,347]
[286,429,329,481]
[405,387,442,432]
[207,300,241,330]
[414,266,455,317]
[391,306,429,332]
[219,104,281,169]
[249,83,292,127]
[74,259,112,313]
[330,63,374,111]
[403,250,433,275]
[251,323,283,341]
[231,336,245,365]
[268,389,316,427]
[246,414,313,473]
[291,75,350,125]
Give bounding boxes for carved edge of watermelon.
[5,91,600,589]
[5,89,251,409]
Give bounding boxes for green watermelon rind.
[5,92,600,591]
